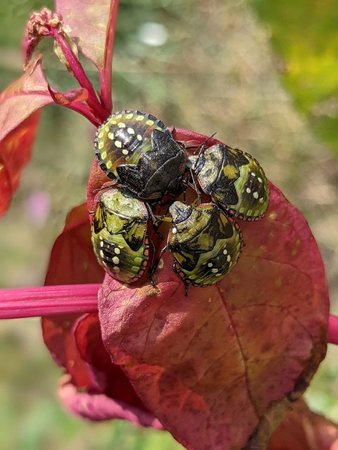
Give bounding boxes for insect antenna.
[184,132,217,155]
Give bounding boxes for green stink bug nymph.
[189,143,269,220]
[91,188,151,284]
[168,201,243,288]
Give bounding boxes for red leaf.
[59,375,161,427]
[0,56,52,215]
[56,0,113,69]
[45,203,103,285]
[43,202,104,389]
[56,0,118,111]
[0,57,51,142]
[268,399,338,450]
[48,86,88,106]
[42,203,157,425]
[42,313,101,390]
[86,158,111,214]
[98,130,329,450]
[0,112,40,214]
[70,312,162,427]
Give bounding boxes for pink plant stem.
[328,314,338,345]
[52,31,105,122]
[66,103,101,127]
[47,85,101,127]
[99,0,119,114]
[0,284,99,319]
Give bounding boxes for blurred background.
[0,0,338,448]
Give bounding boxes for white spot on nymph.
[100,240,104,248]
[108,132,115,140]
[114,247,120,254]
[113,266,120,272]
[227,255,231,262]
[99,250,104,258]
[122,149,129,155]
[259,197,264,203]
[118,122,126,128]
[211,268,219,273]
[112,256,120,265]
[253,192,259,199]
[115,140,122,148]
[207,262,213,268]
[246,187,251,194]
[258,177,263,183]
[223,248,227,255]
[137,134,143,141]
[172,227,177,234]
[251,172,256,177]
[127,127,135,134]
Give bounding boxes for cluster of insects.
[91,110,269,292]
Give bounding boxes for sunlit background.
[1,0,338,448]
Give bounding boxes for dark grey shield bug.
[116,128,187,201]
[95,109,187,201]
[94,110,166,179]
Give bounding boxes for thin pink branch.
[64,102,101,127]
[99,0,119,114]
[47,85,101,127]
[52,31,105,122]
[0,284,99,319]
[328,314,338,345]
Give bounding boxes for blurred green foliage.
[0,319,180,449]
[252,0,338,154]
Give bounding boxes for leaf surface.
[0,57,51,141]
[71,312,162,427]
[0,112,40,215]
[98,129,329,450]
[44,203,103,286]
[269,399,338,450]
[56,1,116,73]
[56,0,118,111]
[42,203,104,388]
[0,57,52,215]
[42,203,158,425]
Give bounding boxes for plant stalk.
[0,284,99,319]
